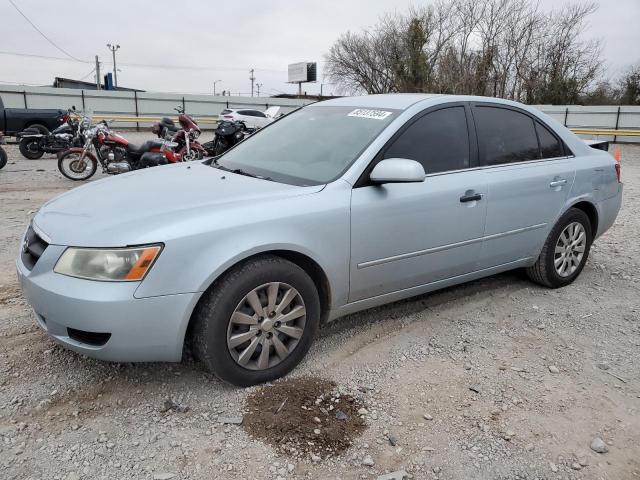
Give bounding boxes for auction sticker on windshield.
[348,109,393,120]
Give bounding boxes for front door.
[349,104,488,302]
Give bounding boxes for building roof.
[52,77,143,92]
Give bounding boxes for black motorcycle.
[18,107,86,160]
[203,120,252,156]
[0,132,7,170]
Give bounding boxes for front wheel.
[180,146,204,161]
[192,255,321,386]
[58,150,97,181]
[526,208,593,288]
[19,138,44,159]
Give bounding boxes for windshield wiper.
[230,168,272,181]
[212,162,272,181]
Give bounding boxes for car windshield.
[215,105,398,186]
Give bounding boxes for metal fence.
[537,105,640,143]
[0,85,312,130]
[1,85,639,141]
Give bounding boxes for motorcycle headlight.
[54,245,162,281]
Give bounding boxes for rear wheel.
[28,124,49,135]
[0,147,7,169]
[19,138,44,160]
[526,208,592,288]
[58,151,97,181]
[192,255,320,386]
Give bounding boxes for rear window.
[220,109,232,115]
[536,121,564,159]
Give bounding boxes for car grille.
[21,226,49,270]
[67,328,111,347]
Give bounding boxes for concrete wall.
[0,85,312,130]
[1,85,638,141]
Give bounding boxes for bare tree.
[324,0,604,105]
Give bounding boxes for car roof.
[311,93,549,112]
[314,93,444,110]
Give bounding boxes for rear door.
[471,104,576,269]
[349,104,488,302]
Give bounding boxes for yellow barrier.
[570,128,640,137]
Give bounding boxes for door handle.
[460,193,483,203]
[549,179,567,188]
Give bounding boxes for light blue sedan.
[17,94,623,386]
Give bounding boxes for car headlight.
[54,245,162,282]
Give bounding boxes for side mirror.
[370,159,426,184]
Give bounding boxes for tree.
[619,64,640,105]
[325,0,604,105]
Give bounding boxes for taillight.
[223,115,233,119]
[614,162,621,183]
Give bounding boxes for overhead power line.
[0,50,287,74]
[8,0,90,63]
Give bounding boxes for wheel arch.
[568,200,599,237]
[182,248,333,356]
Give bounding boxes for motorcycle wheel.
[187,149,204,161]
[58,151,97,181]
[19,138,45,160]
[0,147,7,170]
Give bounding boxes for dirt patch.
[243,376,366,459]
[0,283,21,305]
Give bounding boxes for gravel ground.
[0,133,639,480]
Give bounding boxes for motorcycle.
[57,121,182,181]
[0,132,7,170]
[17,107,87,160]
[152,116,179,140]
[170,106,207,161]
[202,120,253,156]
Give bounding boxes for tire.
[57,150,97,181]
[0,147,7,170]
[526,208,592,288]
[192,255,321,387]
[19,138,45,160]
[28,124,50,135]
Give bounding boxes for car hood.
[33,162,324,247]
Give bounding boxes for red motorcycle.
[156,107,207,161]
[57,121,182,181]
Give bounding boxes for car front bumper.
[16,243,200,363]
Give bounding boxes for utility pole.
[249,69,256,97]
[106,43,120,88]
[256,83,263,97]
[95,55,101,90]
[213,79,221,96]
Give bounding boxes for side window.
[474,106,539,165]
[383,106,470,174]
[253,111,267,118]
[237,110,251,116]
[536,121,563,159]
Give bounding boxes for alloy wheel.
[226,282,306,371]
[554,222,586,277]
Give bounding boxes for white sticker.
[348,108,392,120]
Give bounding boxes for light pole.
[256,83,263,97]
[106,43,120,88]
[213,79,222,96]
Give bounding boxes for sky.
[0,0,638,96]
